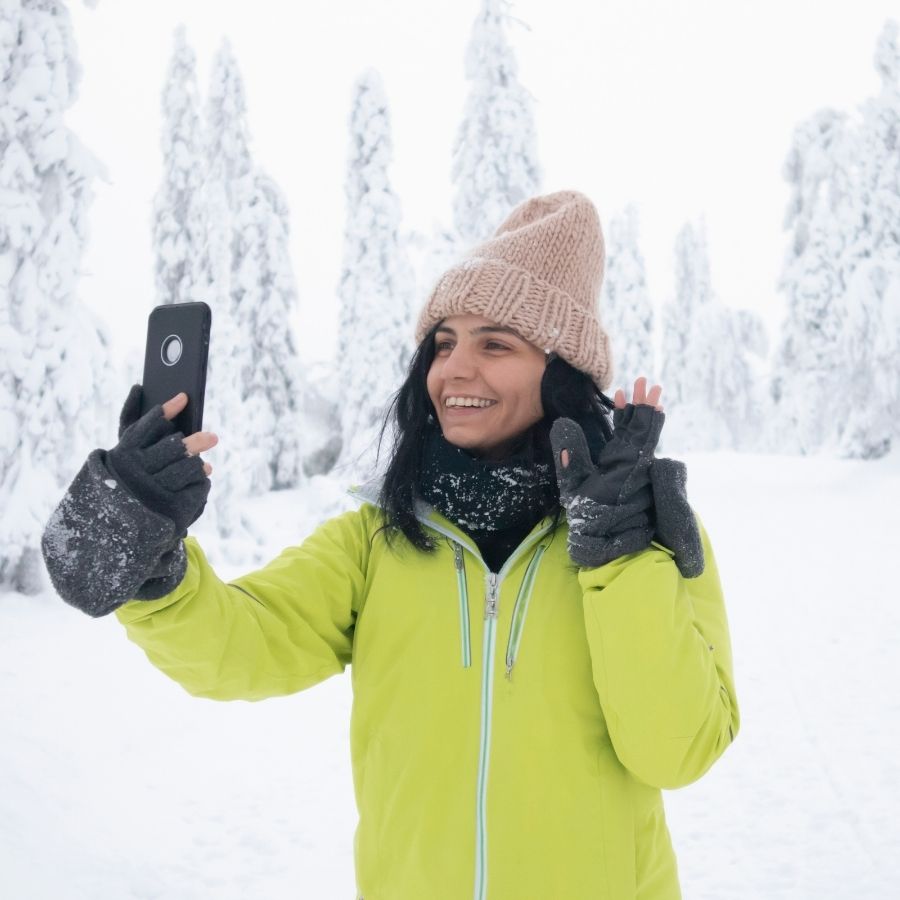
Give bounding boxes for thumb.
[118,384,144,440]
[549,417,594,495]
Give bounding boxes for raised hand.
[108,384,216,537]
[119,385,217,476]
[550,377,665,568]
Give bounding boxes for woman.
[42,190,739,899]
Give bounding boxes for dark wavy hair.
[369,322,616,555]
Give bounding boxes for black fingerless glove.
[650,457,705,578]
[550,404,663,568]
[41,449,189,617]
[106,384,210,539]
[40,385,211,617]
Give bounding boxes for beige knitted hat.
[414,189,613,391]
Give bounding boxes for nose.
[441,342,478,380]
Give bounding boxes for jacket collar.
[346,474,460,537]
[346,474,559,554]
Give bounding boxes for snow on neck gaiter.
[417,423,559,534]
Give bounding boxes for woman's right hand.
[118,385,218,476]
[162,392,218,476]
[109,384,217,536]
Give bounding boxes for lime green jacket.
[115,482,739,900]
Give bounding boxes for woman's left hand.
[550,377,665,568]
[559,377,663,468]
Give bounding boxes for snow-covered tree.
[334,68,415,481]
[451,0,541,246]
[152,25,203,306]
[599,204,655,394]
[771,21,900,459]
[236,172,305,492]
[660,219,713,413]
[197,40,259,558]
[695,302,768,451]
[770,109,853,455]
[835,20,900,458]
[183,40,307,560]
[659,218,765,453]
[835,257,900,458]
[298,359,342,478]
[0,0,110,595]
[730,308,770,451]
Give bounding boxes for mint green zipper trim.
[471,531,553,900]
[475,570,498,900]
[504,543,547,681]
[454,543,472,668]
[348,485,556,900]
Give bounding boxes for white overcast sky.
[67,0,896,372]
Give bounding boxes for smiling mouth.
[443,404,496,416]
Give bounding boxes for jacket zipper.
[504,543,547,681]
[416,518,554,900]
[454,543,472,667]
[475,569,499,900]
[347,486,555,900]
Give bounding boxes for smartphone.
[141,302,211,438]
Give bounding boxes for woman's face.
[426,313,548,460]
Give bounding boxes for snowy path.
[2,453,898,899]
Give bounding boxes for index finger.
[162,392,188,420]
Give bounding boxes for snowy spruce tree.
[835,20,900,459]
[599,204,655,395]
[660,220,713,413]
[151,25,204,307]
[659,218,764,453]
[451,0,541,247]
[770,108,854,455]
[235,172,306,492]
[0,0,111,595]
[658,220,717,452]
[696,302,768,451]
[196,40,262,558]
[163,39,306,561]
[334,68,415,481]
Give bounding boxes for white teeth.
[445,397,497,408]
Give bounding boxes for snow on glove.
[41,449,189,617]
[549,403,664,568]
[106,383,210,540]
[650,457,705,578]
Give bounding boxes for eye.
[434,339,511,353]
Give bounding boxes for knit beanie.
[414,189,613,391]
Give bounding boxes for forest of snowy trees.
[2,0,899,595]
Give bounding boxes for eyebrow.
[435,325,522,338]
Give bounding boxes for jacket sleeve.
[578,512,739,790]
[114,507,374,702]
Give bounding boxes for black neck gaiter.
[416,419,561,536]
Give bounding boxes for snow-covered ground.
[2,450,899,899]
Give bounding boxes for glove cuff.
[41,449,187,617]
[568,523,654,569]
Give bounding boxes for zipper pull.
[454,543,464,570]
[485,572,499,619]
[505,660,514,681]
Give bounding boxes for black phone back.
[141,302,211,438]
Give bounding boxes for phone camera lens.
[161,334,183,366]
